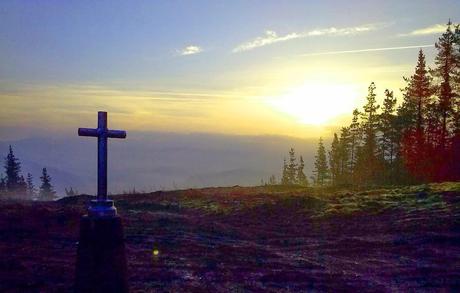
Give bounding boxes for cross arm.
[107,130,127,139]
[78,128,98,137]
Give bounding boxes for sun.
[268,82,359,125]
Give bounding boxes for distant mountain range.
[0,132,319,196]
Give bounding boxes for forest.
[281,21,460,188]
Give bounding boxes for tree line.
[0,145,57,200]
[269,21,459,188]
[310,21,460,187]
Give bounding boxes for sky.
[0,0,459,140]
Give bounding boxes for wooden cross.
[78,112,126,216]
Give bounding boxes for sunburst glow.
[269,82,360,125]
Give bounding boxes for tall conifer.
[39,168,56,201]
[296,156,308,186]
[313,138,328,186]
[4,145,22,193]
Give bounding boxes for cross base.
[88,199,117,218]
[75,215,128,292]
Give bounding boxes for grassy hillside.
[1,182,459,291]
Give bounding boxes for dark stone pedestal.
[75,215,128,293]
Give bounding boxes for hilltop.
[1,182,459,291]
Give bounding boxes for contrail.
[301,44,435,57]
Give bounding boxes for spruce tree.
[313,138,328,186]
[281,158,289,185]
[452,23,460,180]
[26,173,36,199]
[411,50,433,132]
[431,20,458,152]
[349,108,362,180]
[17,175,27,199]
[362,82,380,155]
[338,127,351,185]
[328,133,340,186]
[379,89,398,183]
[356,82,382,185]
[65,187,76,196]
[399,50,434,181]
[296,156,308,186]
[4,145,22,193]
[0,174,6,195]
[287,148,297,184]
[268,175,277,185]
[39,168,56,201]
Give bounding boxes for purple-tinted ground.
[1,182,459,292]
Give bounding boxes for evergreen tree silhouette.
[296,156,308,186]
[17,175,27,199]
[431,20,457,153]
[281,158,289,185]
[65,187,77,196]
[313,138,328,186]
[39,168,56,201]
[0,174,6,195]
[379,89,398,183]
[399,50,434,181]
[349,108,362,183]
[355,82,382,185]
[4,145,22,193]
[26,173,36,199]
[452,23,460,180]
[429,20,459,180]
[329,133,340,186]
[287,148,297,184]
[268,175,277,185]
[338,127,351,185]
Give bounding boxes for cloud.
[399,24,447,36]
[232,30,300,53]
[179,45,203,56]
[300,44,435,57]
[232,24,380,53]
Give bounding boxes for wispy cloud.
[300,44,435,57]
[179,45,203,56]
[399,24,447,37]
[232,24,381,53]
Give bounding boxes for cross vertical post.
[78,111,126,217]
[98,111,108,200]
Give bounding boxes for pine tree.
[65,187,77,196]
[356,82,382,185]
[17,175,27,199]
[399,50,434,181]
[4,145,22,193]
[287,148,297,184]
[281,158,289,185]
[39,168,56,201]
[296,156,308,186]
[268,175,277,185]
[349,108,362,180]
[338,127,351,185]
[0,174,6,195]
[379,89,398,183]
[313,138,328,186]
[409,50,433,131]
[328,133,340,186]
[362,82,380,155]
[26,173,36,199]
[431,20,458,152]
[452,23,460,180]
